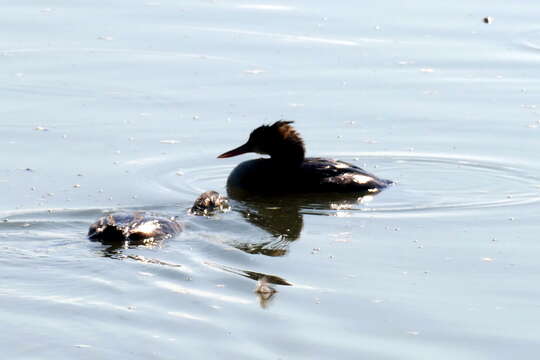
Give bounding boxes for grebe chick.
[88,190,229,244]
[190,190,230,215]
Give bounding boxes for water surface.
[2,1,540,359]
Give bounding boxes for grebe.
[218,121,391,194]
[88,191,229,243]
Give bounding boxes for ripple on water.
[517,28,540,52]
[153,152,540,219]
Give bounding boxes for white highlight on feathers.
[334,162,350,169]
[352,175,372,184]
[133,221,160,235]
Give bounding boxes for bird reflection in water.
[226,186,382,257]
[206,262,292,308]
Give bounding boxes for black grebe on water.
[218,121,391,194]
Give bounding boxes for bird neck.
[269,141,305,168]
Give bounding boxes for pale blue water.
[2,1,540,359]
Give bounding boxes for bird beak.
[217,142,252,158]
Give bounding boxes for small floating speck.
[97,35,113,41]
[407,331,420,336]
[175,171,184,176]
[73,184,81,188]
[483,17,494,24]
[482,257,494,262]
[74,344,92,348]
[34,126,48,131]
[159,139,179,144]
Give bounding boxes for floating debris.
[34,126,48,131]
[483,17,494,24]
[159,140,179,144]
